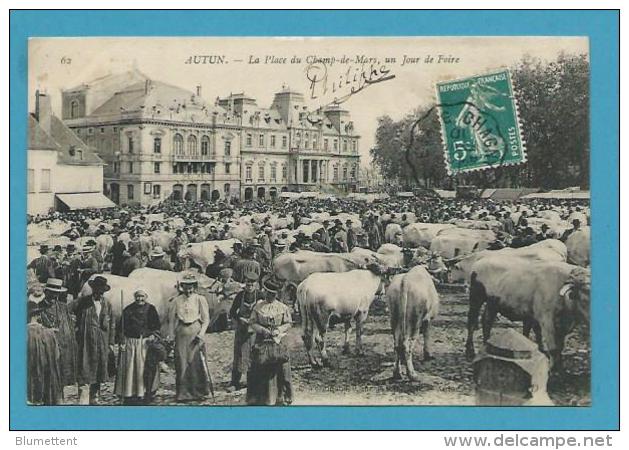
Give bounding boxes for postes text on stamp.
[436,70,525,175]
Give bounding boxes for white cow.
[402,223,456,248]
[178,238,241,273]
[384,223,404,244]
[450,239,568,283]
[297,268,387,367]
[430,228,496,259]
[566,227,590,267]
[465,257,590,368]
[387,266,440,381]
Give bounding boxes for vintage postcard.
[24,36,592,409]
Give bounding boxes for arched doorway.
[257,187,266,199]
[185,184,197,202]
[244,187,254,201]
[110,183,120,204]
[200,183,211,201]
[172,184,183,201]
[281,186,288,192]
[269,187,278,199]
[211,190,220,201]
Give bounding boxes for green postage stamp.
[436,70,526,175]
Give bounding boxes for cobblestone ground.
[62,290,591,406]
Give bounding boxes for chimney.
[35,90,52,135]
[196,85,202,97]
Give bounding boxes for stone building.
[28,91,109,216]
[62,70,360,206]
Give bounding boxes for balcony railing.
[172,152,217,161]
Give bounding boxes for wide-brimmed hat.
[82,244,95,253]
[39,244,49,253]
[244,271,259,282]
[150,246,166,258]
[262,276,282,294]
[44,278,67,293]
[178,273,198,285]
[88,276,111,292]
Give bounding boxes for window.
[304,133,309,149]
[225,163,231,174]
[88,128,94,135]
[343,139,348,152]
[352,141,357,153]
[245,165,252,181]
[154,162,161,174]
[343,167,348,180]
[173,164,179,174]
[313,135,318,150]
[224,183,230,194]
[258,163,265,181]
[153,137,161,153]
[113,162,120,173]
[333,139,338,151]
[70,100,79,118]
[324,138,329,151]
[173,134,184,155]
[225,140,231,156]
[246,133,252,147]
[281,164,287,180]
[76,149,83,160]
[271,165,277,180]
[28,169,35,193]
[152,184,161,199]
[295,132,301,147]
[201,136,210,156]
[128,137,134,153]
[333,166,339,182]
[282,136,287,148]
[128,162,134,174]
[187,135,198,155]
[113,127,118,132]
[350,166,357,180]
[127,184,134,200]
[100,127,105,134]
[270,135,276,147]
[259,134,264,146]
[40,169,51,192]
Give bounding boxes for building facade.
[28,91,107,216]
[61,70,360,206]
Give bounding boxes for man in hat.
[39,278,77,396]
[70,275,116,405]
[537,223,552,241]
[110,234,127,276]
[561,219,582,242]
[233,246,261,284]
[28,245,54,283]
[80,243,100,278]
[146,246,173,271]
[319,220,331,247]
[166,273,211,401]
[169,229,188,271]
[207,268,241,332]
[228,271,264,391]
[310,231,331,253]
[346,219,357,251]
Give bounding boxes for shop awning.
[56,193,116,210]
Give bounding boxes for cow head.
[560,267,591,324]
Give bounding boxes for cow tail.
[399,276,409,348]
[297,283,311,338]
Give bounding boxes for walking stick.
[118,290,126,405]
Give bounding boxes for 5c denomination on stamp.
[436,70,526,175]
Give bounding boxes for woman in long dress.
[247,277,293,406]
[166,273,211,402]
[114,289,161,405]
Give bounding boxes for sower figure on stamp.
[70,275,116,405]
[115,289,161,405]
[166,273,212,402]
[227,271,264,392]
[247,276,293,406]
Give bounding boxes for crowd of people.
[26,195,589,407]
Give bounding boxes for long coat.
[70,295,116,385]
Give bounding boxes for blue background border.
[9,10,619,430]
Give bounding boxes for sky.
[29,37,588,167]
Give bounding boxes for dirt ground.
[63,288,591,407]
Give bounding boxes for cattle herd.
[26,194,592,405]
